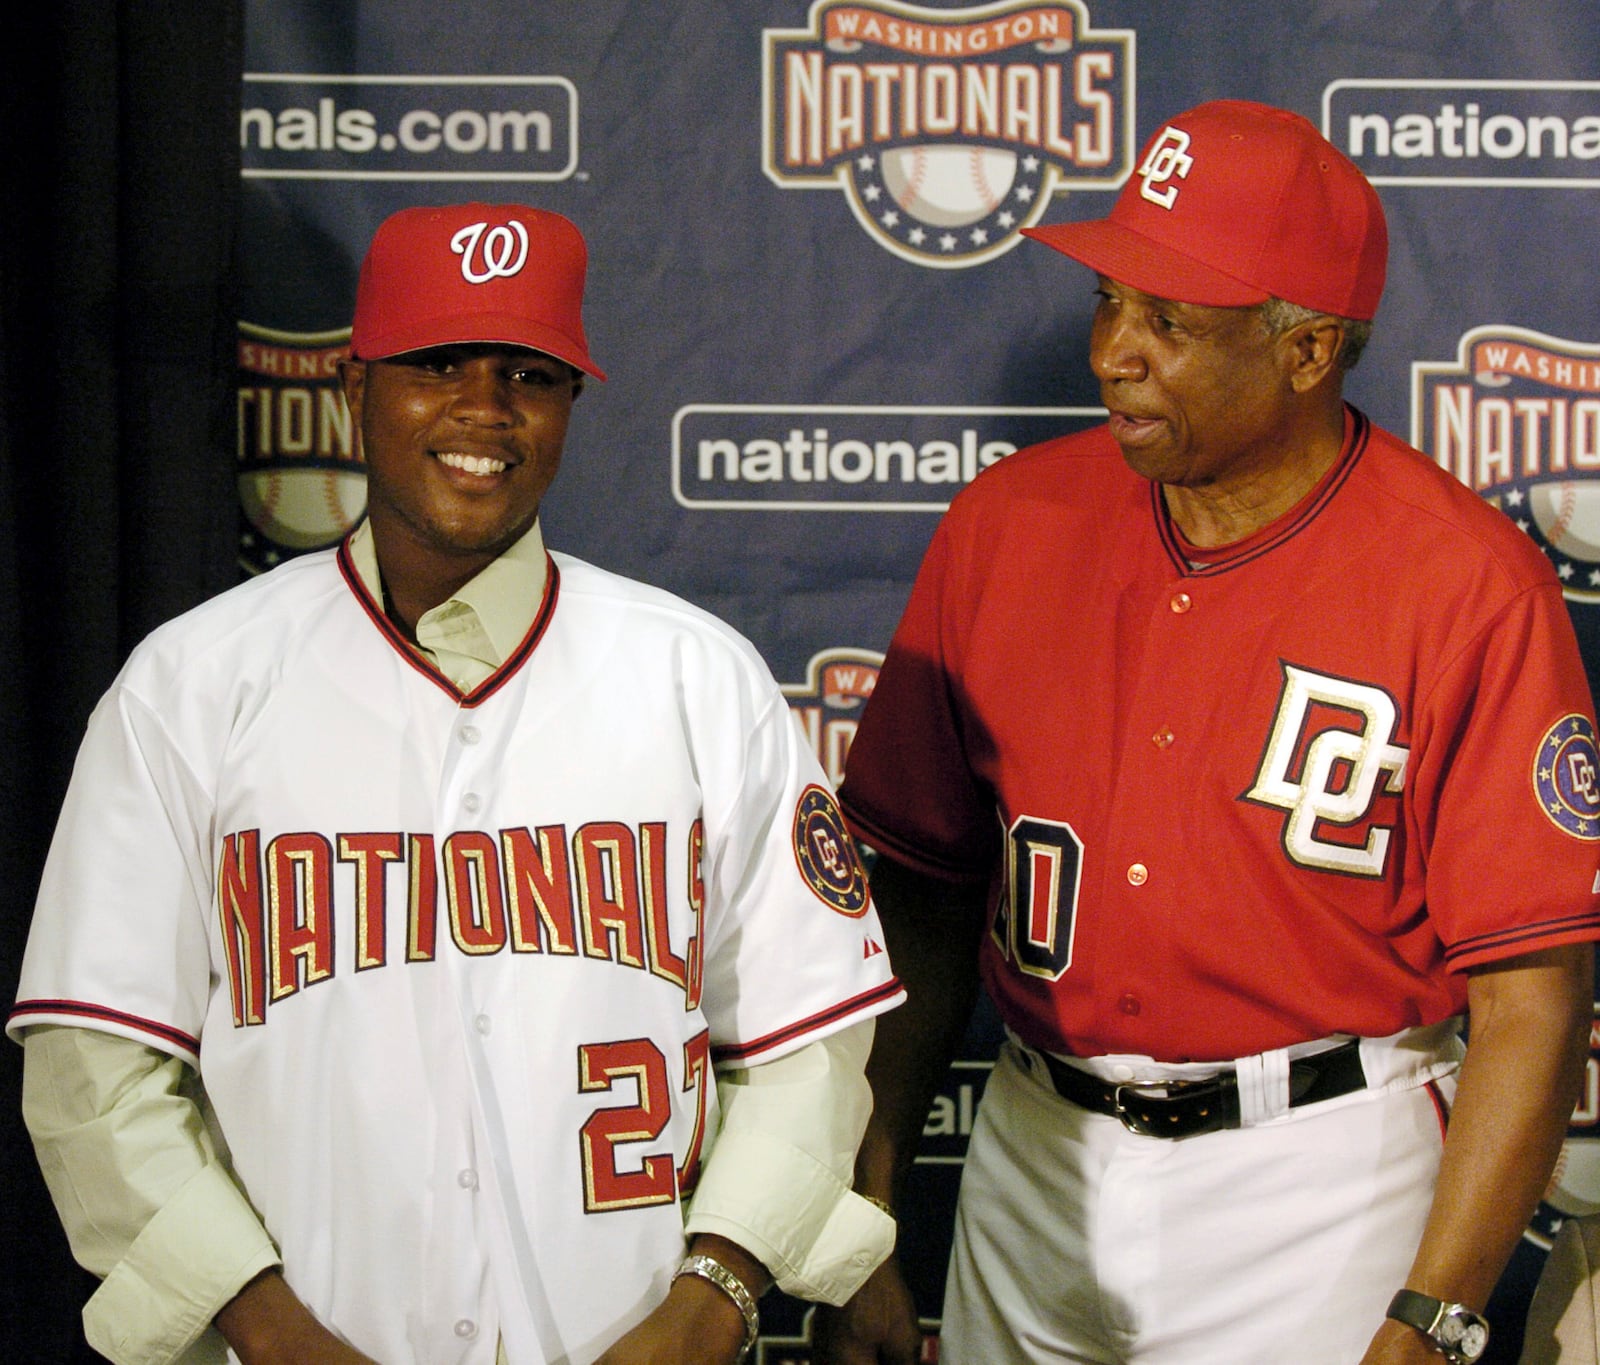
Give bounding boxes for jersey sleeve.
[691,653,903,1067]
[1417,578,1600,967]
[838,509,1000,882]
[9,677,215,1063]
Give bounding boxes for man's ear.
[339,357,368,425]
[1286,319,1345,394]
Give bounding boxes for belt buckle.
[1112,1079,1230,1139]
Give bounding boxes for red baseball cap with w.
[350,202,607,379]
[1022,100,1387,321]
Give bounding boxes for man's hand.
[592,1272,749,1365]
[215,1270,378,1364]
[812,1255,923,1365]
[596,1233,768,1365]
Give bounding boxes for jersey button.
[463,792,482,814]
[474,1013,492,1035]
[454,1319,478,1340]
[1119,994,1142,1016]
[460,724,481,745]
[457,1168,479,1190]
[1151,727,1175,749]
[1126,862,1148,886]
[1170,591,1193,613]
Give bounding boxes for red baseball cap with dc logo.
[1022,100,1388,321]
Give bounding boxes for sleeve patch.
[1535,714,1600,841]
[793,784,871,916]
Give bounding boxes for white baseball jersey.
[10,542,902,1364]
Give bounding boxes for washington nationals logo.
[1535,714,1600,840]
[763,0,1134,268]
[1243,663,1410,878]
[1136,126,1193,208]
[793,785,871,916]
[1411,326,1600,606]
[451,219,529,283]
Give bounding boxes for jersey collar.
[338,518,559,704]
[1154,405,1370,577]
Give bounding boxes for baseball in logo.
[237,322,367,575]
[793,784,871,915]
[1413,326,1600,603]
[763,0,1134,268]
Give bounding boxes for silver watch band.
[674,1252,761,1362]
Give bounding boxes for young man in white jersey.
[13,203,904,1365]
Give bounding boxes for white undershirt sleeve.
[22,1025,281,1365]
[683,1018,895,1305]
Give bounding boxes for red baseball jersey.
[840,408,1600,1062]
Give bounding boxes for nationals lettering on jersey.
[218,817,709,1027]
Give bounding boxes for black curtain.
[0,3,243,1357]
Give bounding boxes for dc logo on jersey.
[1534,714,1600,840]
[1412,325,1600,604]
[237,322,367,575]
[762,0,1134,268]
[794,784,871,916]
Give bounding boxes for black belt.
[1037,1039,1367,1140]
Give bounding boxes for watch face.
[1439,1310,1489,1360]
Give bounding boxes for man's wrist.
[674,1254,760,1361]
[1385,1288,1490,1363]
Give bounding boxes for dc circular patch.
[1534,714,1600,840]
[793,785,870,917]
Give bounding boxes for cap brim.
[1022,221,1270,310]
[354,312,606,381]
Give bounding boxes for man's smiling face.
[341,342,582,570]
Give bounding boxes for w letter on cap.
[450,219,530,284]
[1137,128,1194,209]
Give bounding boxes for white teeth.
[437,452,507,475]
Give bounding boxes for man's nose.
[1089,316,1146,383]
[448,362,517,424]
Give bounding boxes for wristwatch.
[1386,1289,1490,1363]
